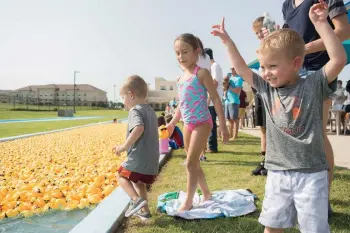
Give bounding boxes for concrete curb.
[70,148,173,233]
[0,118,127,142]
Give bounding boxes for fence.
[0,95,109,111]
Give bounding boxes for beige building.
[146,77,254,111]
[147,77,178,111]
[2,84,107,106]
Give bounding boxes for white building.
[3,84,107,106]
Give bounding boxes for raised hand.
[211,17,231,44]
[309,0,329,24]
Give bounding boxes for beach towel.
[157,189,257,220]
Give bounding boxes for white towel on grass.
[163,189,257,220]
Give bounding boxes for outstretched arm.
[305,0,349,55]
[211,18,254,87]
[310,0,347,82]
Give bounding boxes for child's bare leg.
[117,174,139,201]
[197,167,211,201]
[178,123,211,212]
[233,119,239,139]
[229,119,234,138]
[264,227,284,233]
[133,182,149,212]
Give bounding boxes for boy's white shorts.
[259,170,330,233]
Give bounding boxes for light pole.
[73,70,80,113]
[113,85,116,104]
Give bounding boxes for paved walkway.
[241,128,350,169]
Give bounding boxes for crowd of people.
[113,0,349,232]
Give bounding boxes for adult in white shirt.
[333,80,347,106]
[196,37,211,71]
[205,48,223,153]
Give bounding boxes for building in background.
[147,77,177,111]
[146,76,253,111]
[1,84,107,107]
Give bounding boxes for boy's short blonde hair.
[120,75,148,98]
[252,16,264,32]
[258,28,305,59]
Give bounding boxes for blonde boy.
[113,75,159,220]
[211,1,347,232]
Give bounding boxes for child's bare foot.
[202,193,212,202]
[177,202,193,212]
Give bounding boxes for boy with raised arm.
[212,1,346,232]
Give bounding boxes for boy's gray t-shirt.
[253,68,330,172]
[122,104,159,175]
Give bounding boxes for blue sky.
[0,0,349,101]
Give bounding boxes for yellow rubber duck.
[0,123,127,218]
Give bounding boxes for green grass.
[0,108,123,119]
[0,110,128,138]
[121,134,350,233]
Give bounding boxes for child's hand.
[261,24,281,40]
[309,0,328,24]
[220,125,229,143]
[112,144,126,156]
[166,123,175,136]
[211,17,231,45]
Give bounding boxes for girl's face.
[174,40,198,70]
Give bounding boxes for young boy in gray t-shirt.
[212,1,347,232]
[113,75,159,220]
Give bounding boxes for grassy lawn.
[121,134,350,233]
[0,109,126,119]
[0,110,128,138]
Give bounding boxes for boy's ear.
[293,56,303,70]
[128,90,135,100]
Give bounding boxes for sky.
[0,0,349,102]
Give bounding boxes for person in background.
[196,37,211,71]
[158,115,166,127]
[250,16,269,176]
[166,114,184,148]
[332,80,348,133]
[238,89,247,130]
[165,104,172,116]
[205,48,223,153]
[226,68,243,139]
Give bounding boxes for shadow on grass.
[332,199,350,207]
[149,213,265,233]
[329,212,350,231]
[225,140,261,146]
[208,160,260,167]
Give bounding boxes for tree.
[116,102,124,109]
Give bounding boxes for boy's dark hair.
[204,48,213,60]
[158,116,166,127]
[196,37,206,58]
[161,112,165,117]
[175,33,199,52]
[165,115,173,124]
[346,80,350,93]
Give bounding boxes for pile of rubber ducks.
[0,123,127,220]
